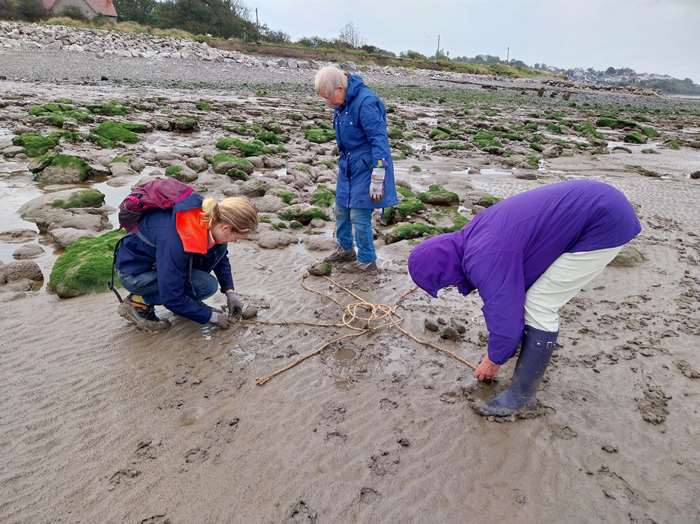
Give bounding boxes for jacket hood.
[343,74,366,108]
[407,232,474,298]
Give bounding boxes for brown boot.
[323,245,356,263]
[118,294,169,332]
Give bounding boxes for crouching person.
[407,180,641,417]
[115,194,258,331]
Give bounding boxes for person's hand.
[210,310,231,329]
[225,289,243,318]
[473,354,501,382]
[369,167,385,201]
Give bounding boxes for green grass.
[52,188,104,209]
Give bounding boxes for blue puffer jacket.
[333,74,398,209]
[115,193,234,324]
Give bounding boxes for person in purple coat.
[407,180,641,417]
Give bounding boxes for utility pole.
[506,46,510,62]
[436,34,440,62]
[255,8,260,43]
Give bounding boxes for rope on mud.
[253,275,477,386]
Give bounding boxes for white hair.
[314,66,347,97]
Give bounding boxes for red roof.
[42,0,118,17]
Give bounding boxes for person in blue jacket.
[408,180,641,417]
[115,194,258,331]
[314,65,398,271]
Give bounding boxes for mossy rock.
[173,116,199,132]
[211,153,254,177]
[429,127,454,141]
[165,164,183,177]
[595,117,638,129]
[475,195,502,207]
[442,212,470,233]
[38,154,92,183]
[527,155,541,168]
[392,151,407,160]
[574,122,603,139]
[473,130,502,151]
[195,100,211,111]
[312,185,335,208]
[546,123,563,134]
[12,132,64,157]
[641,127,659,138]
[216,137,269,156]
[388,127,404,140]
[396,198,424,216]
[256,130,289,144]
[87,100,128,116]
[624,132,647,144]
[305,127,336,144]
[432,141,469,151]
[276,190,295,205]
[397,186,416,199]
[49,230,125,298]
[384,222,438,244]
[52,188,104,209]
[523,122,538,131]
[278,205,329,225]
[30,102,94,125]
[91,121,142,147]
[418,185,459,206]
[663,139,681,150]
[410,165,422,172]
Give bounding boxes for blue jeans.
[119,270,219,306]
[335,205,376,264]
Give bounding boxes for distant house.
[42,0,118,21]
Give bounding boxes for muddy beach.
[1,23,700,523]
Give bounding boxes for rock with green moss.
[172,116,199,132]
[641,127,659,138]
[52,188,104,209]
[418,185,459,206]
[429,126,455,141]
[211,153,254,180]
[432,141,470,151]
[312,185,335,208]
[305,126,335,144]
[87,100,128,116]
[397,186,416,199]
[256,130,289,144]
[624,132,647,144]
[663,139,681,150]
[388,127,404,140]
[216,137,270,156]
[384,222,438,244]
[546,123,563,134]
[474,195,502,208]
[396,198,425,217]
[48,230,125,298]
[12,132,64,157]
[574,122,604,139]
[90,121,146,148]
[195,100,211,111]
[36,154,92,184]
[274,190,295,205]
[595,117,638,129]
[473,130,503,153]
[278,205,329,225]
[30,102,94,126]
[165,163,198,182]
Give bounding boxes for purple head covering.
[407,232,474,298]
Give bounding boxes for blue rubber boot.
[476,326,558,417]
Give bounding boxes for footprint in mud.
[325,430,347,444]
[368,449,400,477]
[358,487,381,504]
[319,400,347,425]
[205,417,240,445]
[675,359,700,379]
[379,398,398,411]
[140,515,170,524]
[184,447,209,464]
[286,500,318,523]
[473,401,556,423]
[596,465,653,505]
[549,424,578,440]
[108,468,141,490]
[134,439,161,462]
[637,385,670,425]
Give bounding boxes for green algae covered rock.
[52,188,105,209]
[311,185,335,208]
[216,137,270,157]
[278,205,329,225]
[211,153,254,179]
[37,154,93,184]
[418,185,459,206]
[384,222,438,244]
[304,125,335,144]
[12,132,65,157]
[624,132,648,144]
[90,121,144,147]
[87,100,129,116]
[49,230,125,298]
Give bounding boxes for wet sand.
[1,52,700,523]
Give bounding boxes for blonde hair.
[202,196,258,233]
[314,65,348,97]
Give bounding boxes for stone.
[186,157,209,173]
[0,260,43,287]
[424,318,439,332]
[251,194,284,213]
[0,229,38,243]
[310,218,326,228]
[255,231,296,249]
[109,162,136,177]
[239,179,268,197]
[304,236,337,251]
[49,228,97,248]
[450,319,467,334]
[440,326,460,341]
[690,171,700,180]
[12,244,44,259]
[610,246,646,267]
[308,261,332,276]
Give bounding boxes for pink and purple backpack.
[118,177,194,233]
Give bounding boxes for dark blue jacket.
[115,193,234,324]
[333,74,399,209]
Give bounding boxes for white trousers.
[524,246,624,332]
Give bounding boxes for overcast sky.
[249,0,699,82]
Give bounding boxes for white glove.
[225,289,243,318]
[210,310,231,329]
[369,167,385,201]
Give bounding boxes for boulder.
[12,244,44,259]
[304,236,337,251]
[239,178,269,197]
[255,231,297,249]
[0,260,43,287]
[186,157,209,173]
[49,227,97,248]
[251,194,284,213]
[0,229,38,243]
[610,246,646,267]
